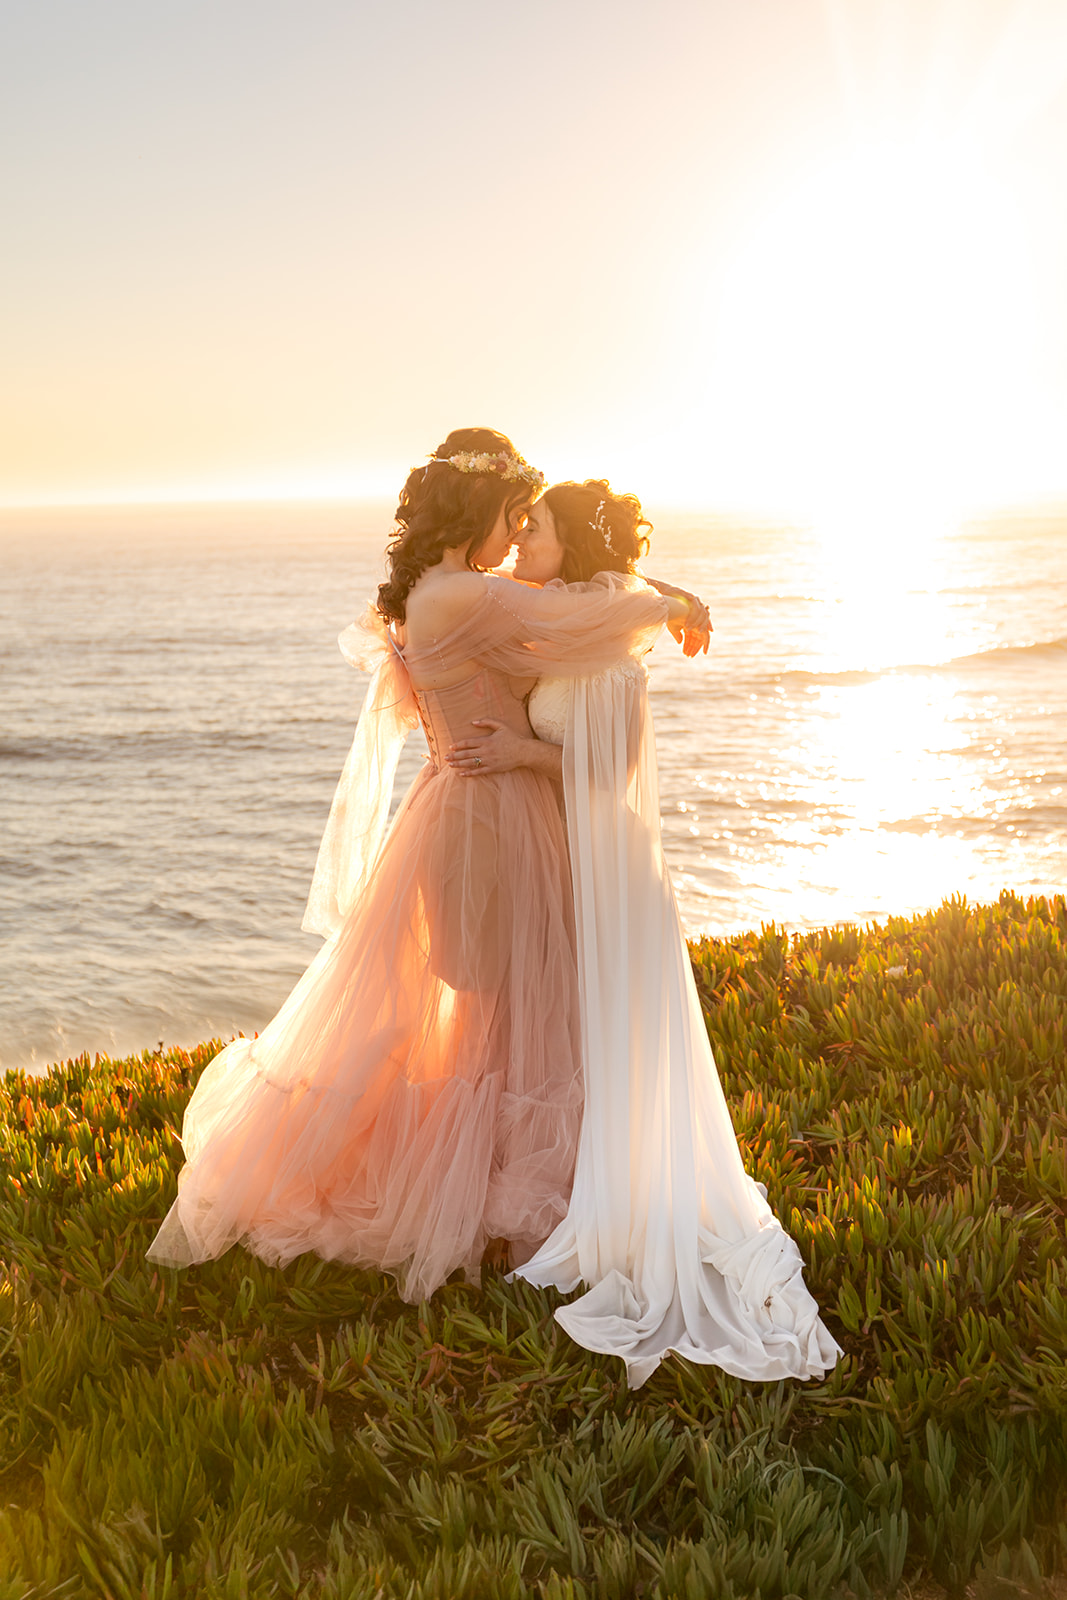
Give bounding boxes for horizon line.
[2,489,1067,525]
[0,490,817,523]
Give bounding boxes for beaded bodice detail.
[411,668,534,771]
[526,678,571,746]
[528,660,648,747]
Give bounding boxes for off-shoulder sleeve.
[403,571,668,680]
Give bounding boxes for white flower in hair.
[593,499,617,555]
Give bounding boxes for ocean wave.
[0,856,44,880]
[868,806,1067,838]
[752,635,1067,688]
[143,900,210,929]
[0,729,277,763]
[940,637,1067,670]
[0,737,91,762]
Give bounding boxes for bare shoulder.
[405,570,489,635]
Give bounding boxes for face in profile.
[480,501,529,569]
[512,498,565,584]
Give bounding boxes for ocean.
[2,501,1064,1074]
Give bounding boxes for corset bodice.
[411,668,533,770]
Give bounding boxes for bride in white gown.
[447,480,841,1388]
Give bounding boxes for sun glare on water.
[662,118,1058,925]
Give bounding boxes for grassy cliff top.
[1,892,1065,1599]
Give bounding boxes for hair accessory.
[592,499,617,555]
[429,450,545,489]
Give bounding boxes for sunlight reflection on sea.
[1,502,1064,1070]
[653,512,1066,936]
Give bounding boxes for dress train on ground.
[514,662,841,1387]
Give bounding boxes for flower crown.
[429,449,545,490]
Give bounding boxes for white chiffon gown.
[512,656,841,1388]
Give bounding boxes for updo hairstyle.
[377,428,535,623]
[541,479,652,585]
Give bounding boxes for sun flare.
[699,133,1041,530]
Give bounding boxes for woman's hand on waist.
[446,720,564,782]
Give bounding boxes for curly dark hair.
[541,479,652,585]
[376,428,537,623]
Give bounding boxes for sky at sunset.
[4,0,1067,519]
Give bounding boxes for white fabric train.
[514,663,842,1388]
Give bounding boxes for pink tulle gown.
[147,573,667,1300]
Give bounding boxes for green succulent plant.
[1,891,1064,1597]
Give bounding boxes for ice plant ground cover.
[0,893,1064,1599]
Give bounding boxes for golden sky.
[3,0,1067,516]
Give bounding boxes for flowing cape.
[513,653,843,1387]
[302,608,419,939]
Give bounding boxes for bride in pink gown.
[447,480,841,1387]
[147,430,683,1300]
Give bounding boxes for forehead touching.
[526,497,556,531]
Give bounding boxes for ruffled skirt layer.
[148,763,582,1301]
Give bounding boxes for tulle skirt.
[148,761,582,1301]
